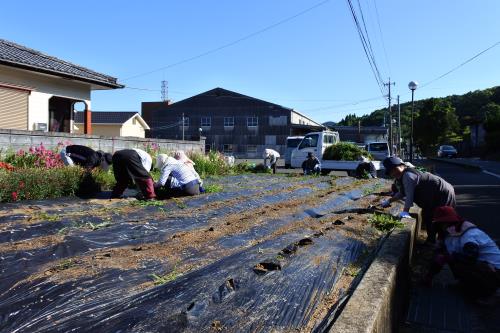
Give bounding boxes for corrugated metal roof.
[0,39,123,89]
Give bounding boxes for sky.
[1,0,500,123]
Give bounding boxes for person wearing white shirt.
[155,154,201,198]
[263,148,280,174]
[111,149,155,200]
[423,206,500,298]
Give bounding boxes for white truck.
[290,130,382,173]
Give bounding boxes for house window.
[224,117,234,127]
[201,116,211,127]
[132,118,137,125]
[247,116,258,127]
[269,116,287,126]
[265,135,276,145]
[247,145,257,153]
[223,144,233,153]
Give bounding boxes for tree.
[483,103,500,152]
[414,99,461,156]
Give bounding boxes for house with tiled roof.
[73,111,149,138]
[0,39,123,134]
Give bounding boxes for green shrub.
[189,151,231,178]
[0,167,83,202]
[0,167,117,202]
[323,142,371,161]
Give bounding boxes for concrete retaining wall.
[330,213,419,333]
[0,129,205,154]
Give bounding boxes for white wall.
[0,65,91,131]
[120,117,146,137]
[290,111,322,126]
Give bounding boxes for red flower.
[11,192,18,201]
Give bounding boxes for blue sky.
[2,0,499,123]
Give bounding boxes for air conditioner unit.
[34,123,47,131]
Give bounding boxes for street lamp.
[408,81,418,163]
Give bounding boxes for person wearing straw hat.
[423,206,500,298]
[380,156,456,243]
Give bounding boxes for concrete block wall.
[0,129,205,155]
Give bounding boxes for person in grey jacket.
[380,156,456,243]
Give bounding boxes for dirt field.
[0,174,402,332]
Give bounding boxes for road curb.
[427,157,483,171]
[330,211,419,333]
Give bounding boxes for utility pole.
[182,112,185,141]
[384,79,395,155]
[397,95,401,157]
[161,80,168,102]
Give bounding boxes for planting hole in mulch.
[253,261,282,275]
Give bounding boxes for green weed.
[204,184,223,193]
[33,212,61,222]
[56,259,74,270]
[87,221,113,230]
[130,200,165,207]
[368,213,404,232]
[150,270,180,285]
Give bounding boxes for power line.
[345,0,386,95]
[122,0,331,81]
[303,95,384,112]
[372,0,391,75]
[420,40,500,89]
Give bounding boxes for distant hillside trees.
[335,86,500,157]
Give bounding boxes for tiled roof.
[0,39,123,89]
[75,112,138,124]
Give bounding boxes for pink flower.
[11,192,18,201]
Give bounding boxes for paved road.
[403,160,500,332]
[430,160,500,242]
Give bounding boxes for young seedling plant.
[368,212,404,232]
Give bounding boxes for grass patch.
[56,259,74,271]
[368,213,404,232]
[150,269,181,285]
[130,200,165,208]
[204,184,223,193]
[31,212,61,222]
[362,182,384,196]
[173,198,187,209]
[87,221,113,231]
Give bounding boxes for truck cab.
[284,136,304,168]
[291,131,339,168]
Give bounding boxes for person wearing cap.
[423,206,500,298]
[154,154,202,198]
[302,152,321,175]
[380,156,456,243]
[60,145,112,171]
[354,155,377,179]
[263,148,280,174]
[111,149,155,200]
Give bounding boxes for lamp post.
[408,81,418,163]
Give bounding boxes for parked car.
[365,142,390,161]
[437,145,457,158]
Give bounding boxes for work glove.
[380,199,391,208]
[399,211,411,219]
